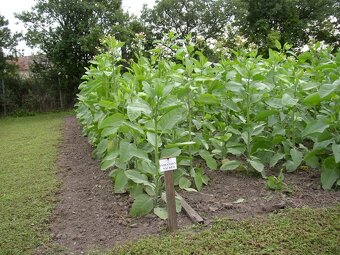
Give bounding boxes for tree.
[238,0,340,54]
[0,15,20,115]
[141,0,240,41]
[17,0,135,102]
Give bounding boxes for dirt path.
[50,116,340,254]
[51,116,189,254]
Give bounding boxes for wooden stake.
[176,193,204,224]
[164,171,177,231]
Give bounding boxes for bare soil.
[50,116,340,254]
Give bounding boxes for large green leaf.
[197,93,219,105]
[220,160,241,170]
[199,150,217,170]
[319,83,337,98]
[160,147,181,158]
[127,98,152,121]
[281,93,298,107]
[119,141,133,163]
[321,157,340,190]
[130,194,154,217]
[179,177,191,189]
[158,108,185,131]
[302,119,329,137]
[248,157,265,174]
[154,207,168,219]
[332,143,340,163]
[114,169,128,193]
[98,113,125,129]
[303,92,321,106]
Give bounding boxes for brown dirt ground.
[49,116,340,254]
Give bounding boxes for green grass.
[0,112,69,255]
[101,206,340,255]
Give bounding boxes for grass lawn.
[103,206,340,255]
[0,112,68,255]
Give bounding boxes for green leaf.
[114,169,128,193]
[332,143,340,163]
[255,110,278,121]
[270,153,284,168]
[275,40,282,50]
[281,93,298,107]
[158,108,184,131]
[154,207,168,220]
[125,170,148,185]
[193,170,203,191]
[291,148,303,165]
[165,141,196,148]
[160,147,181,158]
[99,113,124,129]
[321,157,340,190]
[100,158,115,170]
[197,93,219,105]
[199,150,217,170]
[303,92,321,106]
[130,194,154,217]
[302,119,329,137]
[179,177,191,189]
[127,98,152,121]
[319,83,337,98]
[146,132,162,148]
[220,160,240,170]
[130,146,150,162]
[248,158,264,173]
[119,141,132,163]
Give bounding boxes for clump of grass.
[0,112,68,255]
[101,206,340,255]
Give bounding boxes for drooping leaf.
[319,83,337,98]
[321,157,340,190]
[332,143,340,163]
[220,160,241,170]
[114,169,128,193]
[247,157,264,174]
[125,170,149,185]
[199,150,217,170]
[154,207,168,220]
[179,177,191,189]
[119,141,132,163]
[130,194,154,217]
[281,93,298,107]
[303,92,321,106]
[197,93,219,105]
[302,119,329,137]
[158,108,185,131]
[160,147,181,158]
[99,113,125,129]
[270,153,285,168]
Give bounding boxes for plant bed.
[49,116,340,254]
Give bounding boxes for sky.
[0,0,156,55]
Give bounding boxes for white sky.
[0,0,156,55]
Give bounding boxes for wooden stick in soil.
[164,171,177,231]
[176,193,204,224]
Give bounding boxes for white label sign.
[159,158,177,172]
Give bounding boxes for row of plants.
[76,34,340,217]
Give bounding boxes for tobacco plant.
[76,36,340,218]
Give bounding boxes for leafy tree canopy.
[238,0,340,54]
[141,0,240,41]
[16,0,139,96]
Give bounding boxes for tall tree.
[17,0,132,100]
[141,0,240,41]
[238,0,340,54]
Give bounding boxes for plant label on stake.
[159,157,177,231]
[159,157,177,172]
